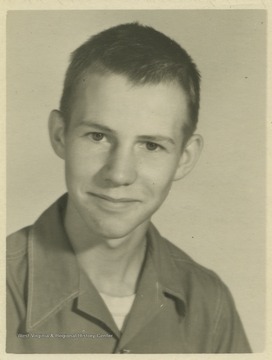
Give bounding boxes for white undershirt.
[99,292,136,330]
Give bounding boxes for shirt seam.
[7,249,27,260]
[211,276,224,352]
[27,227,34,331]
[170,256,221,283]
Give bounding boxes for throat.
[74,233,148,296]
[64,200,150,296]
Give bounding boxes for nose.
[101,145,137,187]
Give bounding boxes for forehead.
[70,72,189,129]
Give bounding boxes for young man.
[6,23,251,353]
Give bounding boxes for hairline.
[62,64,196,145]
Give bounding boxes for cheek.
[65,145,102,178]
[141,157,178,185]
[141,165,176,203]
[65,153,82,178]
[153,178,174,199]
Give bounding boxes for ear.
[48,110,66,160]
[173,134,203,181]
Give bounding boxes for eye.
[145,142,161,151]
[89,132,105,141]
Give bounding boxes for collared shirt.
[6,194,251,353]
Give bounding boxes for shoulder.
[159,236,241,325]
[161,236,230,299]
[149,224,226,295]
[161,238,251,352]
[165,236,221,278]
[7,226,31,260]
[6,227,31,307]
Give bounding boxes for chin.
[85,216,148,240]
[93,224,138,240]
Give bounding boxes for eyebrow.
[77,120,116,134]
[138,135,175,146]
[78,120,176,146]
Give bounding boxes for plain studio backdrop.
[6,10,266,352]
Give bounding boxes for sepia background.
[6,10,266,352]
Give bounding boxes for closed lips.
[89,193,139,203]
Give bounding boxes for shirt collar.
[26,194,187,331]
[146,223,188,308]
[26,194,80,332]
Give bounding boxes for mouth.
[89,192,139,204]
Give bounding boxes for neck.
[64,200,149,296]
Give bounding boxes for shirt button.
[120,349,131,353]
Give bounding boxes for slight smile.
[89,192,140,204]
